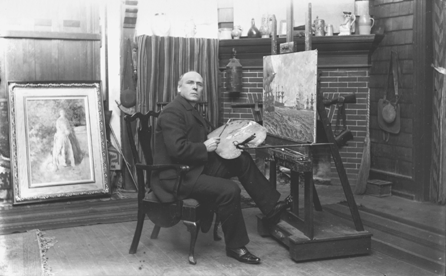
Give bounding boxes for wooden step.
[325,203,445,250]
[323,203,445,275]
[0,198,138,235]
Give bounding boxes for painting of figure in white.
[263,50,318,143]
[52,108,83,169]
[26,98,93,186]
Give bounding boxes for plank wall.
[369,0,433,201]
[0,0,101,98]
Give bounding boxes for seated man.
[151,71,291,264]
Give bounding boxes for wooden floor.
[1,180,443,275]
[40,208,437,276]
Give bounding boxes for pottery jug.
[357,14,375,35]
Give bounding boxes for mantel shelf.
[219,34,384,68]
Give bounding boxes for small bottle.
[247,18,262,38]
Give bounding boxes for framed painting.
[263,50,318,143]
[8,82,110,204]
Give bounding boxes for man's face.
[178,72,203,103]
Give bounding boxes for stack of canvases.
[0,98,10,201]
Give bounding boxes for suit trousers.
[188,151,281,249]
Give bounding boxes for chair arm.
[135,164,189,173]
[135,163,190,199]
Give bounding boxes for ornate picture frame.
[8,82,110,205]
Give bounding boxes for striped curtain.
[135,35,220,127]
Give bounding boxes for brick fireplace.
[218,35,383,186]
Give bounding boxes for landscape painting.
[9,82,110,204]
[263,50,318,143]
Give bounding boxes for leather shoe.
[226,246,261,264]
[264,195,293,224]
[200,210,214,233]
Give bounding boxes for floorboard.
[40,208,438,276]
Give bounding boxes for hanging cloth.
[120,38,137,108]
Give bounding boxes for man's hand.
[204,137,220,152]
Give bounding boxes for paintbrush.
[218,119,232,137]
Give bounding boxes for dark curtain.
[135,35,220,127]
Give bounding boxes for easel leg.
[304,171,314,239]
[290,171,299,216]
[316,94,364,231]
[312,181,322,211]
[270,159,277,190]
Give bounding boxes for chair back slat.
[124,110,160,169]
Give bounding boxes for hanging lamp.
[225,48,243,94]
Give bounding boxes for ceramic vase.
[247,18,261,38]
[231,26,242,39]
[152,13,170,36]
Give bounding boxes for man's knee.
[220,181,241,201]
[237,151,254,169]
[239,151,253,162]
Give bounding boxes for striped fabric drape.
[135,35,220,127]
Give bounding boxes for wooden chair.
[125,110,219,265]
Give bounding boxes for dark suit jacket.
[151,95,212,202]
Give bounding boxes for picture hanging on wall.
[8,82,110,205]
[263,50,318,143]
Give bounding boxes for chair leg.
[213,213,222,241]
[150,225,161,239]
[183,221,199,265]
[129,209,146,254]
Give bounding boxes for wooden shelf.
[219,34,384,68]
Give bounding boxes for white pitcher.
[357,14,375,35]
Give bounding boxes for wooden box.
[366,179,392,197]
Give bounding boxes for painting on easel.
[263,50,318,143]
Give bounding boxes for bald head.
[177,71,203,105]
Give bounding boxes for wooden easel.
[254,85,371,261]
[253,1,371,262]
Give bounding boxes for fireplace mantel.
[219,34,384,69]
